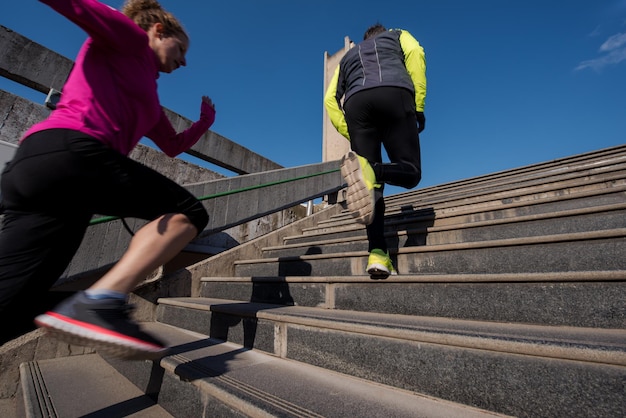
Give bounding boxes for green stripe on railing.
[89,168,341,226]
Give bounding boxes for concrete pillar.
[322,36,354,163]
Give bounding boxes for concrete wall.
[0,141,16,175]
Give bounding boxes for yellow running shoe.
[340,151,380,225]
[366,249,397,279]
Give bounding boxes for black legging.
[344,87,422,252]
[0,129,208,340]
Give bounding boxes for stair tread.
[140,322,508,418]
[157,297,626,366]
[275,203,626,251]
[234,227,626,265]
[20,353,173,418]
[364,162,626,212]
[200,270,626,283]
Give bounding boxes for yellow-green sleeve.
[399,30,427,112]
[323,65,350,140]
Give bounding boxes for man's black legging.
[344,86,422,252]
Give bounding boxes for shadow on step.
[169,338,250,381]
[387,205,435,249]
[276,246,321,276]
[79,395,159,418]
[251,278,295,306]
[164,300,291,352]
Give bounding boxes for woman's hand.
[200,95,216,126]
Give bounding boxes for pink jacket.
[24,0,213,157]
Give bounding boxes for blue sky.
[2,0,625,194]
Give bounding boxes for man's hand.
[416,111,426,133]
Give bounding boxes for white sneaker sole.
[340,151,375,225]
[35,312,168,360]
[366,263,397,279]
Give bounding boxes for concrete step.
[318,171,626,234]
[100,322,507,418]
[271,204,626,257]
[199,271,625,328]
[234,229,626,277]
[18,353,173,418]
[404,145,626,194]
[374,149,626,211]
[155,297,626,418]
[306,182,626,240]
[389,160,626,210]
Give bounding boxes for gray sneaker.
[35,291,167,360]
[340,151,380,225]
